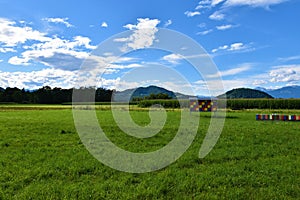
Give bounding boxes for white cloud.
[216,24,234,30]
[0,68,77,89]
[43,17,73,28]
[162,53,208,65]
[224,0,287,8]
[196,0,213,10]
[8,36,96,70]
[209,11,225,20]
[116,18,160,52]
[278,55,300,62]
[207,64,251,78]
[162,54,183,64]
[269,65,300,83]
[164,20,172,27]
[82,54,143,77]
[197,0,286,9]
[212,0,226,6]
[197,29,213,35]
[123,18,160,30]
[101,22,108,28]
[0,18,49,47]
[253,79,268,85]
[184,11,201,17]
[8,56,31,66]
[0,59,3,63]
[212,42,252,53]
[212,45,228,53]
[251,64,300,87]
[0,47,16,53]
[229,42,245,51]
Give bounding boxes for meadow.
[0,105,299,199]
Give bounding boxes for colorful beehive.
[189,98,218,112]
[256,114,300,121]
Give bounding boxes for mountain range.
[255,86,300,98]
[114,85,300,100]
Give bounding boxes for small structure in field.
[189,97,218,112]
[256,114,300,121]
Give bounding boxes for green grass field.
[0,106,299,199]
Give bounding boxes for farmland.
[0,105,300,199]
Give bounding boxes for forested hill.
[218,88,274,99]
[113,85,176,102]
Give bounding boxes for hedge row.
[137,99,300,110]
[224,99,300,110]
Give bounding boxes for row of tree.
[0,86,114,104]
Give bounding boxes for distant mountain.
[218,88,274,99]
[256,86,300,98]
[254,87,269,93]
[0,87,4,92]
[113,85,190,102]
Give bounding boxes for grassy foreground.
[0,106,299,199]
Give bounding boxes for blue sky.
[0,0,299,96]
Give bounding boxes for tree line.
[0,86,114,104]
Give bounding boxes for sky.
[0,0,300,96]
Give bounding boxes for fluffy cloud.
[216,24,234,30]
[0,66,136,90]
[0,68,77,89]
[115,18,160,52]
[0,47,16,53]
[184,11,201,17]
[1,18,96,70]
[269,65,300,83]
[250,64,300,87]
[229,42,245,51]
[212,42,253,53]
[8,36,96,70]
[0,18,49,47]
[43,17,73,28]
[162,54,183,64]
[101,22,108,28]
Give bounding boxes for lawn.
[0,106,299,199]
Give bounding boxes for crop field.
[0,105,300,199]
